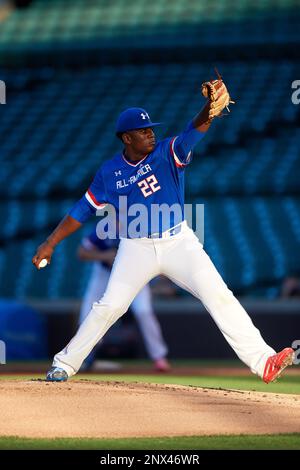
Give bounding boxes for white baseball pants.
[79,262,168,361]
[53,221,275,377]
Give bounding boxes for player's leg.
[78,263,111,368]
[52,238,160,376]
[131,284,170,370]
[79,263,110,324]
[161,226,276,378]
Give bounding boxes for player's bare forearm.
[192,101,212,133]
[46,215,82,248]
[32,215,82,269]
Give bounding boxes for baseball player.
[78,228,171,372]
[32,75,295,383]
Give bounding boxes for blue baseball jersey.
[70,120,205,237]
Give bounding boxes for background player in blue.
[32,75,295,384]
[78,228,171,372]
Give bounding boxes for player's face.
[124,127,156,155]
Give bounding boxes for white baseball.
[38,259,48,269]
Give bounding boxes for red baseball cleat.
[263,347,295,384]
[153,358,171,373]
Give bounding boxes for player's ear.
[122,132,131,145]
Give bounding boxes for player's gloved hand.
[32,241,54,269]
[201,70,235,121]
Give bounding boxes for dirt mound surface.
[0,380,299,438]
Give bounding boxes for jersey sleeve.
[170,120,206,168]
[69,196,96,223]
[84,168,108,211]
[68,167,107,223]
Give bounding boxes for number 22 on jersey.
[138,174,161,198]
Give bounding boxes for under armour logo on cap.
[115,107,162,134]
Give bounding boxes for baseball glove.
[201,69,235,121]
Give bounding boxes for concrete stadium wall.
[27,299,300,359]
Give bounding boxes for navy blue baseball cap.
[116,107,161,135]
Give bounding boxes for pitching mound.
[0,380,299,438]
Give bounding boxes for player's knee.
[202,286,234,310]
[92,299,128,321]
[215,287,235,308]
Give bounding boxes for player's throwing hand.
[32,241,54,269]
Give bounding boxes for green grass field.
[1,434,300,450]
[0,370,299,450]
